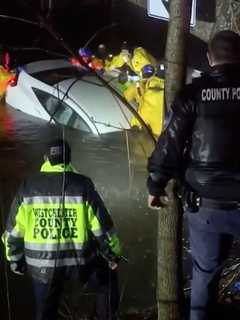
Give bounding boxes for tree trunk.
[192,0,240,43]
[157,181,183,320]
[156,1,192,320]
[164,0,192,109]
[211,0,240,36]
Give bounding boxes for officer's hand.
[10,260,26,276]
[109,261,118,270]
[148,194,170,210]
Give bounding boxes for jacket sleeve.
[85,178,121,261]
[147,87,196,196]
[2,184,25,263]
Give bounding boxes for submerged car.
[6,59,134,135]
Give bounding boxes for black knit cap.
[46,139,71,165]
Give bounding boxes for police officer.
[147,30,240,320]
[3,139,121,320]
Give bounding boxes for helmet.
[97,43,108,59]
[78,47,92,58]
[141,64,155,78]
[121,41,128,51]
[46,139,71,165]
[156,64,165,79]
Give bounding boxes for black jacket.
[148,64,240,200]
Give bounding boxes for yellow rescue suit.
[130,47,157,75]
[105,47,157,75]
[126,76,165,137]
[105,50,130,72]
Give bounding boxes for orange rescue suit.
[0,66,15,99]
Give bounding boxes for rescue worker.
[104,41,131,73]
[97,43,108,60]
[129,47,157,76]
[2,139,121,320]
[125,64,165,137]
[147,30,240,320]
[0,44,15,101]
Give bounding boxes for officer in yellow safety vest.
[2,139,121,320]
[124,64,165,137]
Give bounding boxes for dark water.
[0,102,162,319]
[2,105,240,320]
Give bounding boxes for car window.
[33,88,92,133]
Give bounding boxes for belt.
[201,198,240,210]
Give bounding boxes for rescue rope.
[125,129,134,196]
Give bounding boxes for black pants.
[32,257,119,320]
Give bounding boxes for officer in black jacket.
[147,30,240,320]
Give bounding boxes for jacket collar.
[40,160,74,173]
[208,63,240,79]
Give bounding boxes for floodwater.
[0,102,161,320]
[1,104,240,320]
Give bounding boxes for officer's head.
[45,139,71,165]
[207,30,240,66]
[141,64,155,79]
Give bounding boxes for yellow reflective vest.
[2,161,121,281]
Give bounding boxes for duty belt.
[201,198,240,210]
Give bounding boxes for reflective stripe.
[92,229,104,237]
[8,253,24,261]
[24,242,84,251]
[106,228,116,237]
[8,229,23,238]
[23,196,83,204]
[26,256,86,267]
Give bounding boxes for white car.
[6,59,134,135]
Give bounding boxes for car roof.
[24,59,73,74]
[24,59,132,131]
[58,76,132,130]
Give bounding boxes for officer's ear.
[43,154,48,162]
[207,51,214,67]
